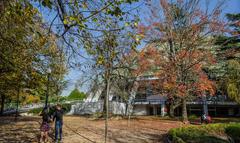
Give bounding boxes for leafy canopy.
[68,88,86,100]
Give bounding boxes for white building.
[69,76,167,116]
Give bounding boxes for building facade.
[70,75,240,117]
[133,76,240,117]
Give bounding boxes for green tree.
[0,1,67,114]
[68,88,86,101]
[0,1,43,114]
[34,1,139,142]
[215,13,240,103]
[226,60,240,103]
[80,17,140,141]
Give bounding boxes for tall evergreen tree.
[215,13,240,103]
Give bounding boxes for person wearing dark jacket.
[53,104,64,143]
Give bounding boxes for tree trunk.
[169,103,175,118]
[0,94,5,115]
[104,77,110,143]
[126,81,139,127]
[45,74,50,108]
[202,94,208,116]
[126,81,139,116]
[128,104,134,127]
[125,102,128,116]
[15,87,20,120]
[102,83,107,115]
[182,98,188,123]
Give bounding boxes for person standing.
[39,107,51,143]
[53,104,64,143]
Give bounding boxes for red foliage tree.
[137,0,226,122]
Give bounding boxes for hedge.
[168,123,240,143]
[28,103,72,115]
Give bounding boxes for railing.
[133,99,239,106]
[188,101,238,105]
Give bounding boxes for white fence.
[68,101,127,115]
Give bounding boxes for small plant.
[92,112,104,119]
[188,114,198,120]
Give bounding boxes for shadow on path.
[0,116,52,143]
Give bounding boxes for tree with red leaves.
[137,0,226,122]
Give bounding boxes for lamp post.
[45,68,51,108]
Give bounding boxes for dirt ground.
[0,116,183,143]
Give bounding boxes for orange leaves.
[176,49,216,70]
[175,49,216,96]
[134,0,224,98]
[134,44,216,98]
[177,84,187,97]
[137,46,161,72]
[132,0,227,101]
[195,73,216,96]
[163,75,177,90]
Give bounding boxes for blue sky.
[221,0,240,14]
[40,0,240,96]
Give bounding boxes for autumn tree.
[0,1,67,114]
[139,0,225,122]
[0,1,43,114]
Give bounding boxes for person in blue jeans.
[53,104,64,143]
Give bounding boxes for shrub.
[61,103,72,113]
[188,114,198,120]
[28,107,42,114]
[225,125,240,142]
[169,126,227,143]
[49,96,67,103]
[168,123,240,143]
[28,103,72,115]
